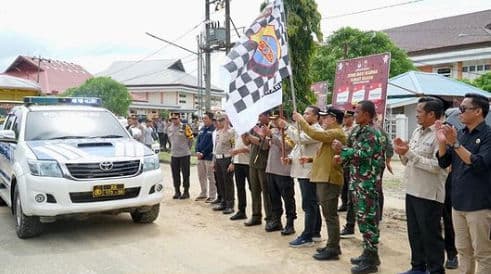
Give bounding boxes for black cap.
[321,107,344,124]
[344,110,355,117]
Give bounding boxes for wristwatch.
[453,141,461,149]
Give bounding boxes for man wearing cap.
[167,113,194,199]
[242,111,272,227]
[339,110,355,212]
[212,113,236,214]
[292,107,346,261]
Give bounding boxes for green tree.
[64,77,131,116]
[312,27,415,102]
[473,72,491,92]
[261,0,322,113]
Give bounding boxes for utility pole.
[225,0,231,54]
[205,0,212,111]
[197,34,204,117]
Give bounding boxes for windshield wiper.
[48,136,89,140]
[89,135,124,139]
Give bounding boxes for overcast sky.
[1,0,490,84]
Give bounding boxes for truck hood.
[26,139,154,161]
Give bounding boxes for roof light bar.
[24,97,102,106]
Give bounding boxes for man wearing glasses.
[437,93,491,274]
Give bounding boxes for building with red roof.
[3,55,92,95]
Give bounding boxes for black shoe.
[350,250,381,265]
[222,208,234,214]
[316,246,327,253]
[341,226,355,238]
[213,204,225,211]
[230,211,247,220]
[338,204,348,212]
[281,222,295,236]
[244,218,262,226]
[316,246,342,255]
[172,192,181,199]
[313,247,341,261]
[265,220,283,232]
[179,191,190,199]
[445,256,458,269]
[350,250,379,274]
[210,198,221,205]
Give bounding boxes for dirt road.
[0,162,456,274]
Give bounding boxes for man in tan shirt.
[394,97,448,274]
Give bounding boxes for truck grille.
[70,187,141,203]
[65,160,141,179]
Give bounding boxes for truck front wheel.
[14,186,43,238]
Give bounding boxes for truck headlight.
[28,160,63,177]
[143,155,160,171]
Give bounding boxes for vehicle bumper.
[18,169,164,216]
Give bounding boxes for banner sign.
[332,53,391,123]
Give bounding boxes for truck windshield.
[24,110,129,141]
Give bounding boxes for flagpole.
[279,0,297,113]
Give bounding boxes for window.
[437,68,451,77]
[485,64,491,71]
[477,65,484,71]
[469,66,476,72]
[179,100,186,104]
[179,94,187,98]
[462,66,468,72]
[3,114,15,131]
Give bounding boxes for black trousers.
[267,173,296,221]
[443,175,457,259]
[298,178,322,239]
[234,164,249,212]
[406,194,445,274]
[215,157,234,208]
[171,155,190,192]
[340,166,350,206]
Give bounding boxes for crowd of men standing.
[152,93,490,274]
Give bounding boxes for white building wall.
[404,104,418,138]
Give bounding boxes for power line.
[322,0,424,20]
[106,19,206,78]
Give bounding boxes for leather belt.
[215,154,231,159]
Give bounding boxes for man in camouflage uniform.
[333,100,383,274]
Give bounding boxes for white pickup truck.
[0,97,164,238]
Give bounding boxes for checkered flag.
[220,0,291,135]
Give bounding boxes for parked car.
[0,97,164,238]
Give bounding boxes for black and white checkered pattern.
[222,0,291,114]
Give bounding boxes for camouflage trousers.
[351,179,379,252]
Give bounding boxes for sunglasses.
[459,105,476,113]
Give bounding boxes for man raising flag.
[221,0,291,135]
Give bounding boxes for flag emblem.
[220,0,291,135]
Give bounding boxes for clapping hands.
[393,137,409,156]
[435,120,457,145]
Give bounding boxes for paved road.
[0,163,452,274]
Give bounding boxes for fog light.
[35,194,46,203]
[155,184,163,192]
